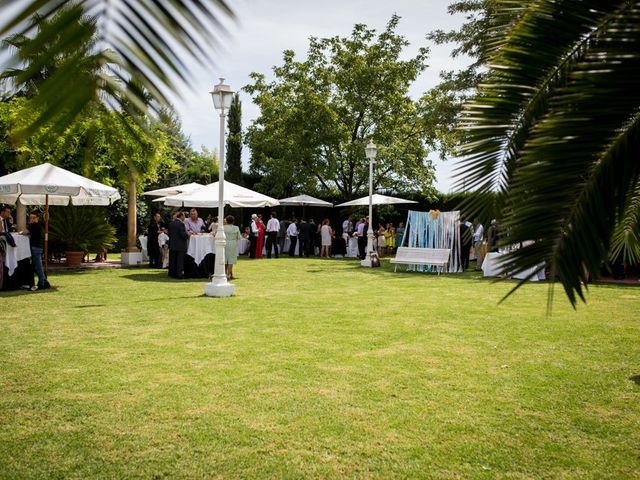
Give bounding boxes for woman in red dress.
[255,216,265,259]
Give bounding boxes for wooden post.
[44,194,49,273]
[127,175,138,252]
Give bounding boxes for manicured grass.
[1,257,639,478]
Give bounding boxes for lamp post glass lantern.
[205,78,236,297]
[361,141,377,267]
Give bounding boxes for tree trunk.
[127,174,138,252]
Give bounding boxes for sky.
[171,0,470,193]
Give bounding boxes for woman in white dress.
[320,219,333,258]
[376,223,387,256]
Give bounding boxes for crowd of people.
[1,200,505,292]
[144,209,413,280]
[145,208,241,280]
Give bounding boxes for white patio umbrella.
[336,193,418,207]
[0,162,120,271]
[142,182,203,197]
[278,194,333,217]
[278,194,333,207]
[163,180,279,208]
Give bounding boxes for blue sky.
[171,0,469,193]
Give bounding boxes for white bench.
[390,247,451,273]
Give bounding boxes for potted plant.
[49,207,116,267]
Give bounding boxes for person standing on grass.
[0,212,6,289]
[459,219,472,271]
[357,217,367,260]
[287,219,298,256]
[184,208,205,235]
[158,227,170,269]
[249,214,259,258]
[147,212,162,268]
[297,218,313,257]
[223,215,241,280]
[255,215,265,259]
[384,223,395,255]
[473,219,485,270]
[342,216,354,241]
[320,219,333,258]
[22,211,49,290]
[1,205,15,247]
[265,211,280,259]
[487,219,500,253]
[168,211,188,279]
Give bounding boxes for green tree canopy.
[245,15,435,200]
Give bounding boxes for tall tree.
[457,0,640,305]
[245,16,435,200]
[225,93,243,185]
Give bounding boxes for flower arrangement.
[429,209,441,219]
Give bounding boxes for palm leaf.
[457,0,640,306]
[0,0,234,133]
[609,184,640,266]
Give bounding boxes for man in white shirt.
[287,219,298,256]
[265,212,280,259]
[184,208,205,235]
[342,216,353,241]
[472,219,485,269]
[249,214,259,258]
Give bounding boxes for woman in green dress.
[223,215,241,280]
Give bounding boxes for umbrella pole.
[44,194,49,274]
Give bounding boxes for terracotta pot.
[65,251,84,267]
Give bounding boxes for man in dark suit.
[460,219,473,271]
[168,211,188,279]
[147,212,162,268]
[297,218,314,257]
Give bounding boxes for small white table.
[482,251,545,281]
[282,237,301,256]
[4,234,31,276]
[345,236,359,258]
[187,234,216,265]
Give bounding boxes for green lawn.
[1,258,639,479]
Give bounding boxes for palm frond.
[457,0,640,306]
[609,184,640,266]
[0,0,234,133]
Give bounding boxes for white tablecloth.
[5,234,31,276]
[187,234,216,266]
[238,237,250,255]
[282,237,301,256]
[138,235,148,261]
[482,252,545,281]
[345,236,359,258]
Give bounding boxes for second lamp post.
[361,141,377,267]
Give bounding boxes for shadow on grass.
[121,272,206,283]
[629,375,640,386]
[0,286,59,296]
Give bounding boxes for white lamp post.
[204,78,236,297]
[361,141,377,267]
